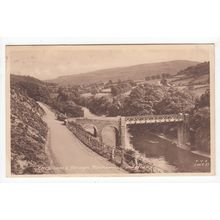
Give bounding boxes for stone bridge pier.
[177,114,190,150]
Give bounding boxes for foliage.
[145,73,170,81]
[76,83,195,117]
[10,86,53,174]
[11,74,51,103]
[11,75,84,118]
[154,87,194,114]
[190,89,210,153]
[111,82,132,96]
[51,88,84,117]
[160,78,168,86]
[123,85,160,115]
[177,62,209,76]
[61,101,84,117]
[195,89,210,109]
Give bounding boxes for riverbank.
[144,129,210,160]
[128,127,210,172]
[156,133,210,158]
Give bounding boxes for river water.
[128,127,210,172]
[82,107,210,173]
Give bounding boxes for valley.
[10,60,211,174]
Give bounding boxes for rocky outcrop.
[10,87,53,174]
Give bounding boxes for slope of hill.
[177,61,209,77]
[48,60,199,85]
[11,74,52,103]
[171,62,210,86]
[11,74,43,85]
[10,79,53,174]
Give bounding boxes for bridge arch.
[82,124,98,137]
[101,125,120,147]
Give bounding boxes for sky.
[6,44,213,80]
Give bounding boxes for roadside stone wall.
[66,121,167,173]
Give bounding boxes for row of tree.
[74,83,195,117]
[145,73,171,81]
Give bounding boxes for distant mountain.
[47,60,199,86]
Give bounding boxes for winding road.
[38,103,125,174]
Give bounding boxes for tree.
[63,101,84,117]
[151,75,156,80]
[160,78,168,86]
[190,107,210,153]
[128,80,137,87]
[195,89,210,108]
[57,89,68,102]
[108,80,113,85]
[111,86,121,96]
[154,87,194,114]
[91,87,98,95]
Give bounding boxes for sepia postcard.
[6,44,215,177]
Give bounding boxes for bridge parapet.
[125,114,185,124]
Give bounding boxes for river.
[82,107,210,173]
[128,127,210,172]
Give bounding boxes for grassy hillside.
[171,62,210,86]
[10,78,53,174]
[177,61,209,77]
[48,60,199,85]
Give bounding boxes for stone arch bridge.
[67,114,190,150]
